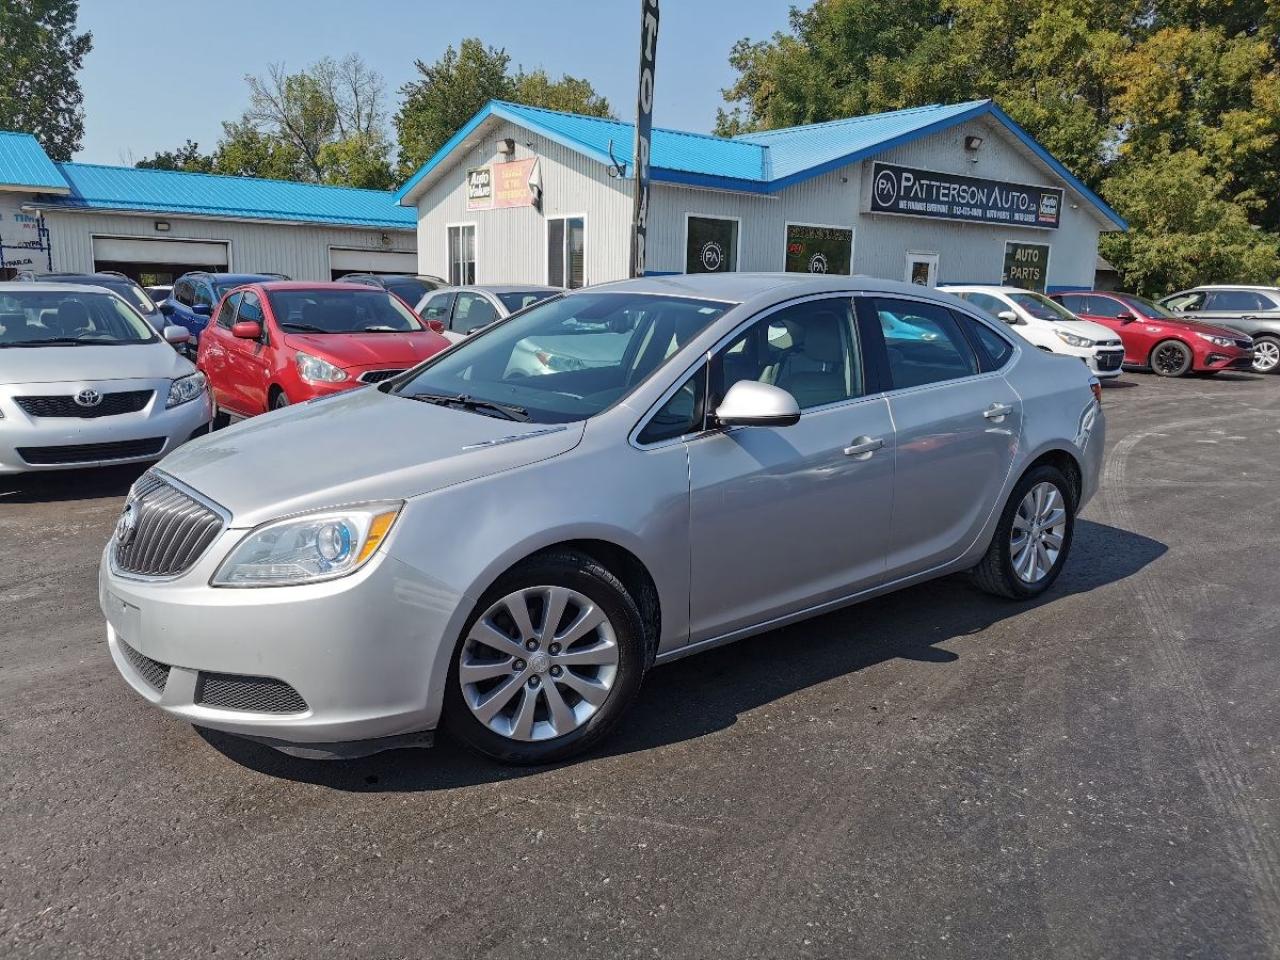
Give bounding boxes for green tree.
[0,0,93,159]
[136,140,215,173]
[395,38,613,177]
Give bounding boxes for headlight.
[212,502,402,587]
[1196,333,1234,348]
[295,351,347,384]
[1055,330,1095,348]
[166,371,206,407]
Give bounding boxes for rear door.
[859,294,1022,578]
[1084,294,1152,364]
[1197,289,1280,337]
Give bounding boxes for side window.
[214,292,241,329]
[237,291,264,325]
[1085,296,1125,318]
[1165,292,1205,312]
[872,297,978,390]
[453,292,500,333]
[420,292,455,323]
[961,291,1007,319]
[955,311,1014,370]
[1205,289,1268,311]
[174,279,193,306]
[637,365,707,444]
[193,282,214,309]
[711,297,862,411]
[1058,294,1086,313]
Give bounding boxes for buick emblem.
[115,503,138,546]
[74,389,102,408]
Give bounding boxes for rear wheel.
[1252,335,1280,374]
[970,465,1076,600]
[443,552,648,764]
[1150,339,1193,377]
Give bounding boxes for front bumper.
[99,527,461,748]
[1086,348,1125,380]
[1201,349,1254,371]
[0,380,211,473]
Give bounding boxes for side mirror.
[424,317,445,334]
[997,309,1020,326]
[162,324,190,345]
[232,321,262,340]
[192,303,212,318]
[1116,312,1137,323]
[158,300,175,317]
[715,380,801,428]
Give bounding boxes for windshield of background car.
[498,291,557,312]
[385,279,435,304]
[1008,291,1081,322]
[0,290,159,346]
[98,279,157,315]
[1118,294,1176,318]
[392,292,732,424]
[265,289,426,334]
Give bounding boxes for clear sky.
[73,0,793,167]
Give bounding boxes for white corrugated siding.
[39,208,415,281]
[416,119,632,285]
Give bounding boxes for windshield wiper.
[407,392,530,421]
[4,338,93,347]
[279,321,328,333]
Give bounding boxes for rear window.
[497,291,557,313]
[266,289,425,334]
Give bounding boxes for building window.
[685,215,739,274]
[784,223,852,275]
[447,224,476,285]
[547,216,585,288]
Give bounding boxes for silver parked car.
[0,283,210,473]
[99,274,1103,763]
[1158,285,1280,373]
[416,284,562,343]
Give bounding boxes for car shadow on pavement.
[0,463,147,503]
[198,517,1166,792]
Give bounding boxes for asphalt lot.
[3,371,1280,959]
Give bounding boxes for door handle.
[844,436,884,459]
[983,402,1013,420]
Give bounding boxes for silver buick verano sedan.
[100,274,1104,764]
[0,283,210,473]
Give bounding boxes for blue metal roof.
[0,132,69,192]
[395,99,1126,229]
[41,162,414,229]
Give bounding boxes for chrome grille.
[118,637,170,692]
[196,672,308,713]
[112,473,225,578]
[358,368,405,384]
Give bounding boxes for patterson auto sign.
[869,162,1063,229]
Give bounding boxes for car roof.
[0,281,123,294]
[938,285,1031,294]
[433,284,562,295]
[1185,284,1280,291]
[182,271,282,282]
[252,280,390,292]
[27,272,137,283]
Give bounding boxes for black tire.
[443,551,649,764]
[1251,335,1280,374]
[1149,339,1193,377]
[210,400,231,430]
[271,390,290,410]
[970,464,1077,600]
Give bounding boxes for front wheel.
[443,552,648,764]
[1150,339,1192,377]
[1252,335,1280,374]
[271,391,290,410]
[970,465,1076,600]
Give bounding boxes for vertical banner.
[631,0,660,278]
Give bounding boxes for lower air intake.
[195,672,308,714]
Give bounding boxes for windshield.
[0,290,159,347]
[385,278,437,304]
[498,290,557,313]
[1118,294,1176,318]
[393,291,732,424]
[266,289,425,334]
[93,279,157,315]
[1008,291,1081,322]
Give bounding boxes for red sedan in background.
[1052,290,1254,377]
[198,281,451,421]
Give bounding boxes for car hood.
[284,330,450,370]
[1160,317,1251,339]
[1052,319,1117,342]
[154,386,586,527]
[0,341,192,385]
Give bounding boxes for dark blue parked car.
[162,271,288,354]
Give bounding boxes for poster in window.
[686,216,738,274]
[1002,242,1050,292]
[785,224,852,275]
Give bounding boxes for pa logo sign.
[874,169,898,206]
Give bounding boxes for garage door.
[92,236,229,286]
[330,247,417,278]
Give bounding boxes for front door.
[687,295,896,642]
[861,294,1021,577]
[220,290,274,413]
[904,252,939,288]
[200,291,242,409]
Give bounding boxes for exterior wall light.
[964,135,984,151]
[154,221,170,232]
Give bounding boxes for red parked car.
[1052,290,1255,377]
[197,281,451,420]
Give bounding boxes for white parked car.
[942,285,1125,379]
[416,285,562,344]
[0,284,210,473]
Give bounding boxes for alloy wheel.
[1152,342,1189,376]
[1253,339,1280,373]
[459,586,620,742]
[1009,481,1067,584]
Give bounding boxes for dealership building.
[0,131,416,285]
[395,98,1126,293]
